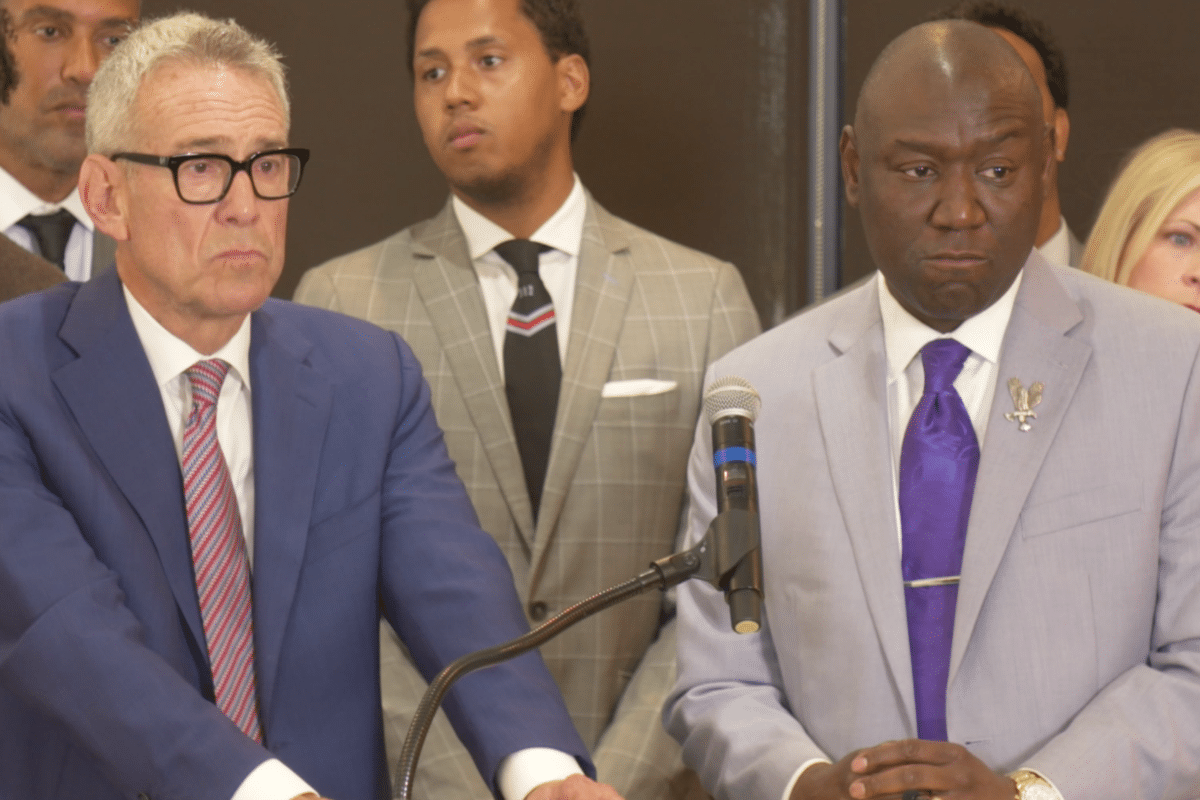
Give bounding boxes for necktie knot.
[185,359,230,410]
[18,209,76,270]
[495,239,549,275]
[920,338,970,394]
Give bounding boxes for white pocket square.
[601,379,678,398]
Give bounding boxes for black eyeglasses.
[111,148,310,204]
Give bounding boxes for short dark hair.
[930,1,1068,110]
[406,0,591,140]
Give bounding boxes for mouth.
[218,249,266,263]
[924,252,989,269]
[447,123,485,150]
[1186,304,1200,314]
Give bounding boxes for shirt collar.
[452,173,585,260]
[877,260,1025,382]
[1036,215,1071,266]
[123,283,253,393]
[0,164,93,232]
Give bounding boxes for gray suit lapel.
[530,199,633,571]
[813,278,917,722]
[91,230,116,276]
[949,256,1091,682]
[410,203,536,545]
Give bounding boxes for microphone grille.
[703,375,761,424]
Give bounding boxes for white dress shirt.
[452,174,586,380]
[0,165,94,281]
[782,265,1061,800]
[1036,215,1071,267]
[125,288,579,798]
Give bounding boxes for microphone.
[702,376,763,634]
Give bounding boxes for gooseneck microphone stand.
[397,376,763,800]
[394,510,759,800]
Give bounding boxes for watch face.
[1014,773,1060,800]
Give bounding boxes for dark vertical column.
[806,0,843,304]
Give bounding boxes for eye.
[421,66,446,82]
[1167,232,1194,248]
[479,54,503,68]
[180,158,220,177]
[981,165,1013,181]
[902,165,935,179]
[33,24,65,41]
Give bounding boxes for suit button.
[529,601,548,621]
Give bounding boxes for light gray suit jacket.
[666,253,1200,800]
[295,194,760,800]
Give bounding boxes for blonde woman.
[1082,128,1200,311]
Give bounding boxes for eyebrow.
[174,136,288,154]
[415,35,502,60]
[19,6,137,28]
[892,127,1027,154]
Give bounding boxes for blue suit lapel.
[949,255,1091,684]
[247,303,333,717]
[50,270,206,653]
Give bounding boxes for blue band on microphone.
[714,447,756,467]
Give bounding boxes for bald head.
[855,21,1042,147]
[839,19,1052,333]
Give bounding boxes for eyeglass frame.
[110,147,311,205]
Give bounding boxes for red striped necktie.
[182,359,262,741]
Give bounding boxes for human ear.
[556,53,589,114]
[840,125,861,207]
[79,155,131,242]
[1052,107,1070,162]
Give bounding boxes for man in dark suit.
[0,12,623,800]
[0,229,62,300]
[0,0,137,279]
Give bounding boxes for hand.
[792,740,1016,800]
[524,774,624,800]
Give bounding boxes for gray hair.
[86,12,289,155]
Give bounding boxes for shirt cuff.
[781,757,833,800]
[230,758,317,800]
[497,747,585,800]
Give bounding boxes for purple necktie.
[899,339,978,741]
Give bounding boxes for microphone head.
[703,375,761,424]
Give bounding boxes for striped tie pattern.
[497,239,559,517]
[182,359,262,742]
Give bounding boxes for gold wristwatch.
[1010,769,1058,800]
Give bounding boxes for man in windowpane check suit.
[0,12,625,800]
[667,20,1200,800]
[295,0,761,797]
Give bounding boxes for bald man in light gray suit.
[667,21,1200,800]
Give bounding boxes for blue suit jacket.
[0,271,590,800]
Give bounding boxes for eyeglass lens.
[177,152,302,202]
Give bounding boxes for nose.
[929,168,987,231]
[219,170,261,224]
[443,64,480,109]
[1184,254,1200,287]
[62,35,101,86]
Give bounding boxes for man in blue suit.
[0,12,623,800]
